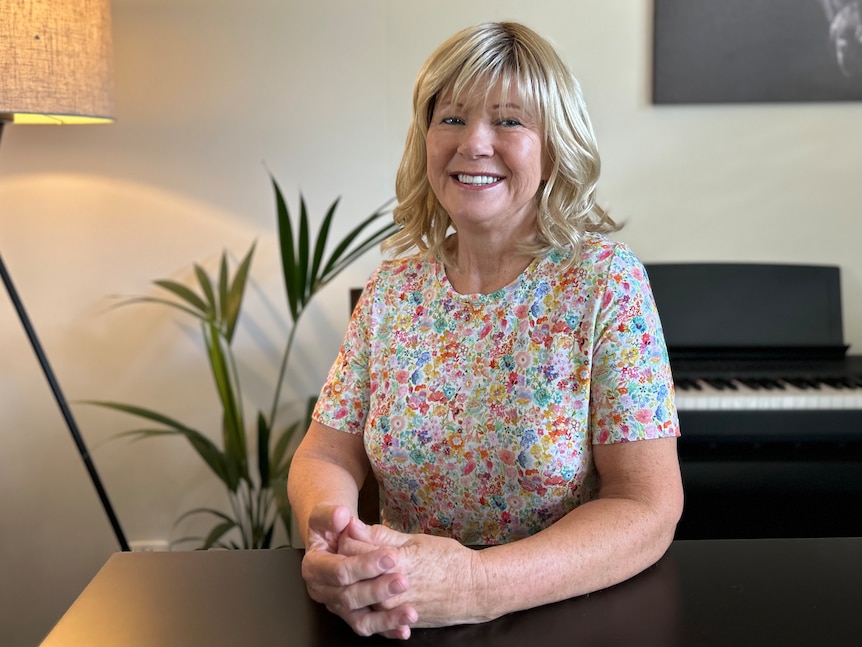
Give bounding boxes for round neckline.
[434,255,541,303]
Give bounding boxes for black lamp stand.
[0,119,130,551]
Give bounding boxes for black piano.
[646,263,862,540]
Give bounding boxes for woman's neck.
[444,234,535,295]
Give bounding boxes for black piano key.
[705,378,731,391]
[823,377,847,389]
[739,379,762,390]
[676,378,697,391]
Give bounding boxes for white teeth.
[457,174,499,185]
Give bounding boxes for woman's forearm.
[287,455,360,542]
[470,494,679,620]
[287,422,370,543]
[468,438,683,621]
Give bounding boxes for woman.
[288,21,683,640]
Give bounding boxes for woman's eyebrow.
[440,101,525,110]
[493,102,524,111]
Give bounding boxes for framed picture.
[653,0,862,103]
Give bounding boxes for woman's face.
[426,80,548,238]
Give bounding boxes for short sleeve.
[311,273,376,435]
[589,245,679,444]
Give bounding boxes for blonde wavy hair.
[383,21,621,267]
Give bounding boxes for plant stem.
[267,313,302,429]
[225,335,246,446]
[228,489,249,549]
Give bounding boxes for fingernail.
[389,579,406,595]
[379,555,395,570]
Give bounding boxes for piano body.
[647,263,862,540]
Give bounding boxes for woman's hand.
[340,519,492,628]
[300,504,418,639]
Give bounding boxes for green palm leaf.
[154,279,210,315]
[82,401,232,486]
[272,175,301,322]
[174,507,237,527]
[224,244,255,342]
[203,322,247,487]
[318,198,396,281]
[321,221,401,282]
[257,412,271,487]
[298,195,311,305]
[116,296,206,321]
[193,264,217,320]
[308,198,340,299]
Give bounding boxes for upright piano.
[646,263,862,540]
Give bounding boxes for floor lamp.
[0,0,129,551]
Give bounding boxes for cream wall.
[2,1,860,644]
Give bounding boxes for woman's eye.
[499,118,522,127]
[441,117,464,125]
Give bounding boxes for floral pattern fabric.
[313,233,679,545]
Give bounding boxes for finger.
[337,571,409,611]
[342,604,418,638]
[337,533,379,557]
[302,546,400,588]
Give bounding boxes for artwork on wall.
[653,0,862,103]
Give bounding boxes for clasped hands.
[301,505,484,640]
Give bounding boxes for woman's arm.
[287,421,419,638]
[342,435,683,628]
[287,420,368,538]
[473,435,682,618]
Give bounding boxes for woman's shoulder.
[545,233,644,277]
[374,254,434,278]
[573,233,651,298]
[367,254,437,291]
[577,232,640,266]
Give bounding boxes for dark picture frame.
[652,0,862,103]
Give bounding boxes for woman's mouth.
[455,173,503,186]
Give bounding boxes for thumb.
[307,504,352,550]
[346,517,409,547]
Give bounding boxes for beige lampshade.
[0,0,115,124]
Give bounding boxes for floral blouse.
[313,233,679,545]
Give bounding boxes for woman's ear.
[541,148,553,182]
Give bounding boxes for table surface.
[40,537,862,646]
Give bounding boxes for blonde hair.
[384,21,621,266]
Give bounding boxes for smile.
[456,174,502,186]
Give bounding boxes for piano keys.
[676,376,862,412]
[673,355,862,432]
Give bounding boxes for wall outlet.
[128,539,171,552]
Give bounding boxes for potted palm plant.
[86,175,397,548]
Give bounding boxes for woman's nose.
[457,123,494,158]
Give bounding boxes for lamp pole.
[0,0,130,552]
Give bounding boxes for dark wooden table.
[41,537,862,646]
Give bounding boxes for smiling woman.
[288,21,682,640]
[424,81,547,281]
